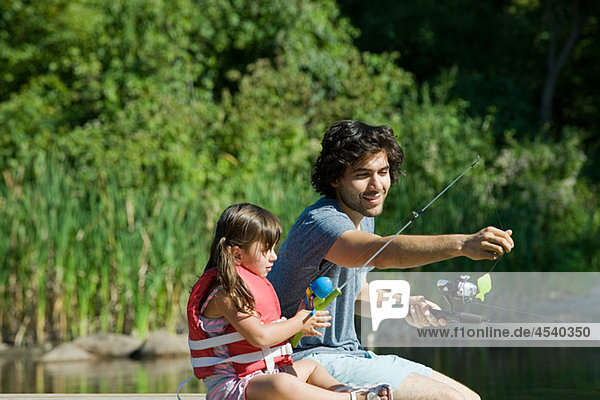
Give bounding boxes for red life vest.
[187,265,294,379]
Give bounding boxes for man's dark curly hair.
[311,120,405,198]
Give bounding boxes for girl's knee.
[295,358,320,370]
[246,374,297,400]
[245,374,289,400]
[291,358,322,381]
[269,374,295,393]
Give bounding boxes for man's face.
[332,151,391,225]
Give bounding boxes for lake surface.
[397,347,600,399]
[1,347,599,398]
[0,349,205,394]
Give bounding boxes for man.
[268,120,514,400]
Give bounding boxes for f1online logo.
[368,280,411,331]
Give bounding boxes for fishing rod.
[429,274,564,323]
[290,155,481,346]
[339,155,481,291]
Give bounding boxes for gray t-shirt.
[268,197,374,358]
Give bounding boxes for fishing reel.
[437,275,478,311]
[430,274,492,323]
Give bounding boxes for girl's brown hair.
[205,203,282,314]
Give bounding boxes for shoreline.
[1,331,189,363]
[0,395,206,399]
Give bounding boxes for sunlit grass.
[1,160,598,345]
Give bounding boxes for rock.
[73,333,144,358]
[0,342,10,352]
[135,330,189,357]
[40,342,97,362]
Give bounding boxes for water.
[395,347,600,399]
[1,347,599,398]
[0,349,205,394]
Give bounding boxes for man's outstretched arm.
[325,226,514,269]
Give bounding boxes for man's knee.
[465,392,481,400]
[393,386,464,400]
[394,372,468,400]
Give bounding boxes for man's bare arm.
[354,279,371,317]
[325,226,514,269]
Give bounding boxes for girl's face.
[237,241,277,278]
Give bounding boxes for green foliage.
[487,129,598,271]
[338,0,600,170]
[0,0,597,344]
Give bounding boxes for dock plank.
[0,395,206,399]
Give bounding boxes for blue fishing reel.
[290,276,339,347]
[306,276,334,310]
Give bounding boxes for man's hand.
[462,227,514,261]
[405,296,446,328]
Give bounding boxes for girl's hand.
[297,309,331,337]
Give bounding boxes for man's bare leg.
[393,371,480,400]
[428,371,480,400]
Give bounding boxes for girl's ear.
[231,246,243,264]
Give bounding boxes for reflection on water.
[395,347,600,399]
[0,352,205,394]
[2,348,599,398]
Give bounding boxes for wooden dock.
[0,395,206,399]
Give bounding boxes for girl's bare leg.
[245,361,391,400]
[289,359,347,390]
[245,373,348,400]
[291,359,390,399]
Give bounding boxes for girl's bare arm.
[212,291,331,347]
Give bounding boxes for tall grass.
[1,163,200,344]
[1,158,598,345]
[0,162,318,345]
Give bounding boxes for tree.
[540,0,599,125]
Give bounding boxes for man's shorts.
[302,351,432,389]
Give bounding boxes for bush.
[1,0,597,345]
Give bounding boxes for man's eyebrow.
[351,165,389,172]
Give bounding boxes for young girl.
[187,203,392,400]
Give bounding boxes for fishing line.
[486,180,508,274]
[470,302,564,323]
[495,208,505,230]
[487,254,503,274]
[466,190,562,323]
[339,155,481,291]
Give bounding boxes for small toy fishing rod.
[290,156,481,346]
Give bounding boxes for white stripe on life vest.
[188,317,287,351]
[189,331,245,350]
[191,343,292,368]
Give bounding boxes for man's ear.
[231,246,243,264]
[331,179,339,188]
